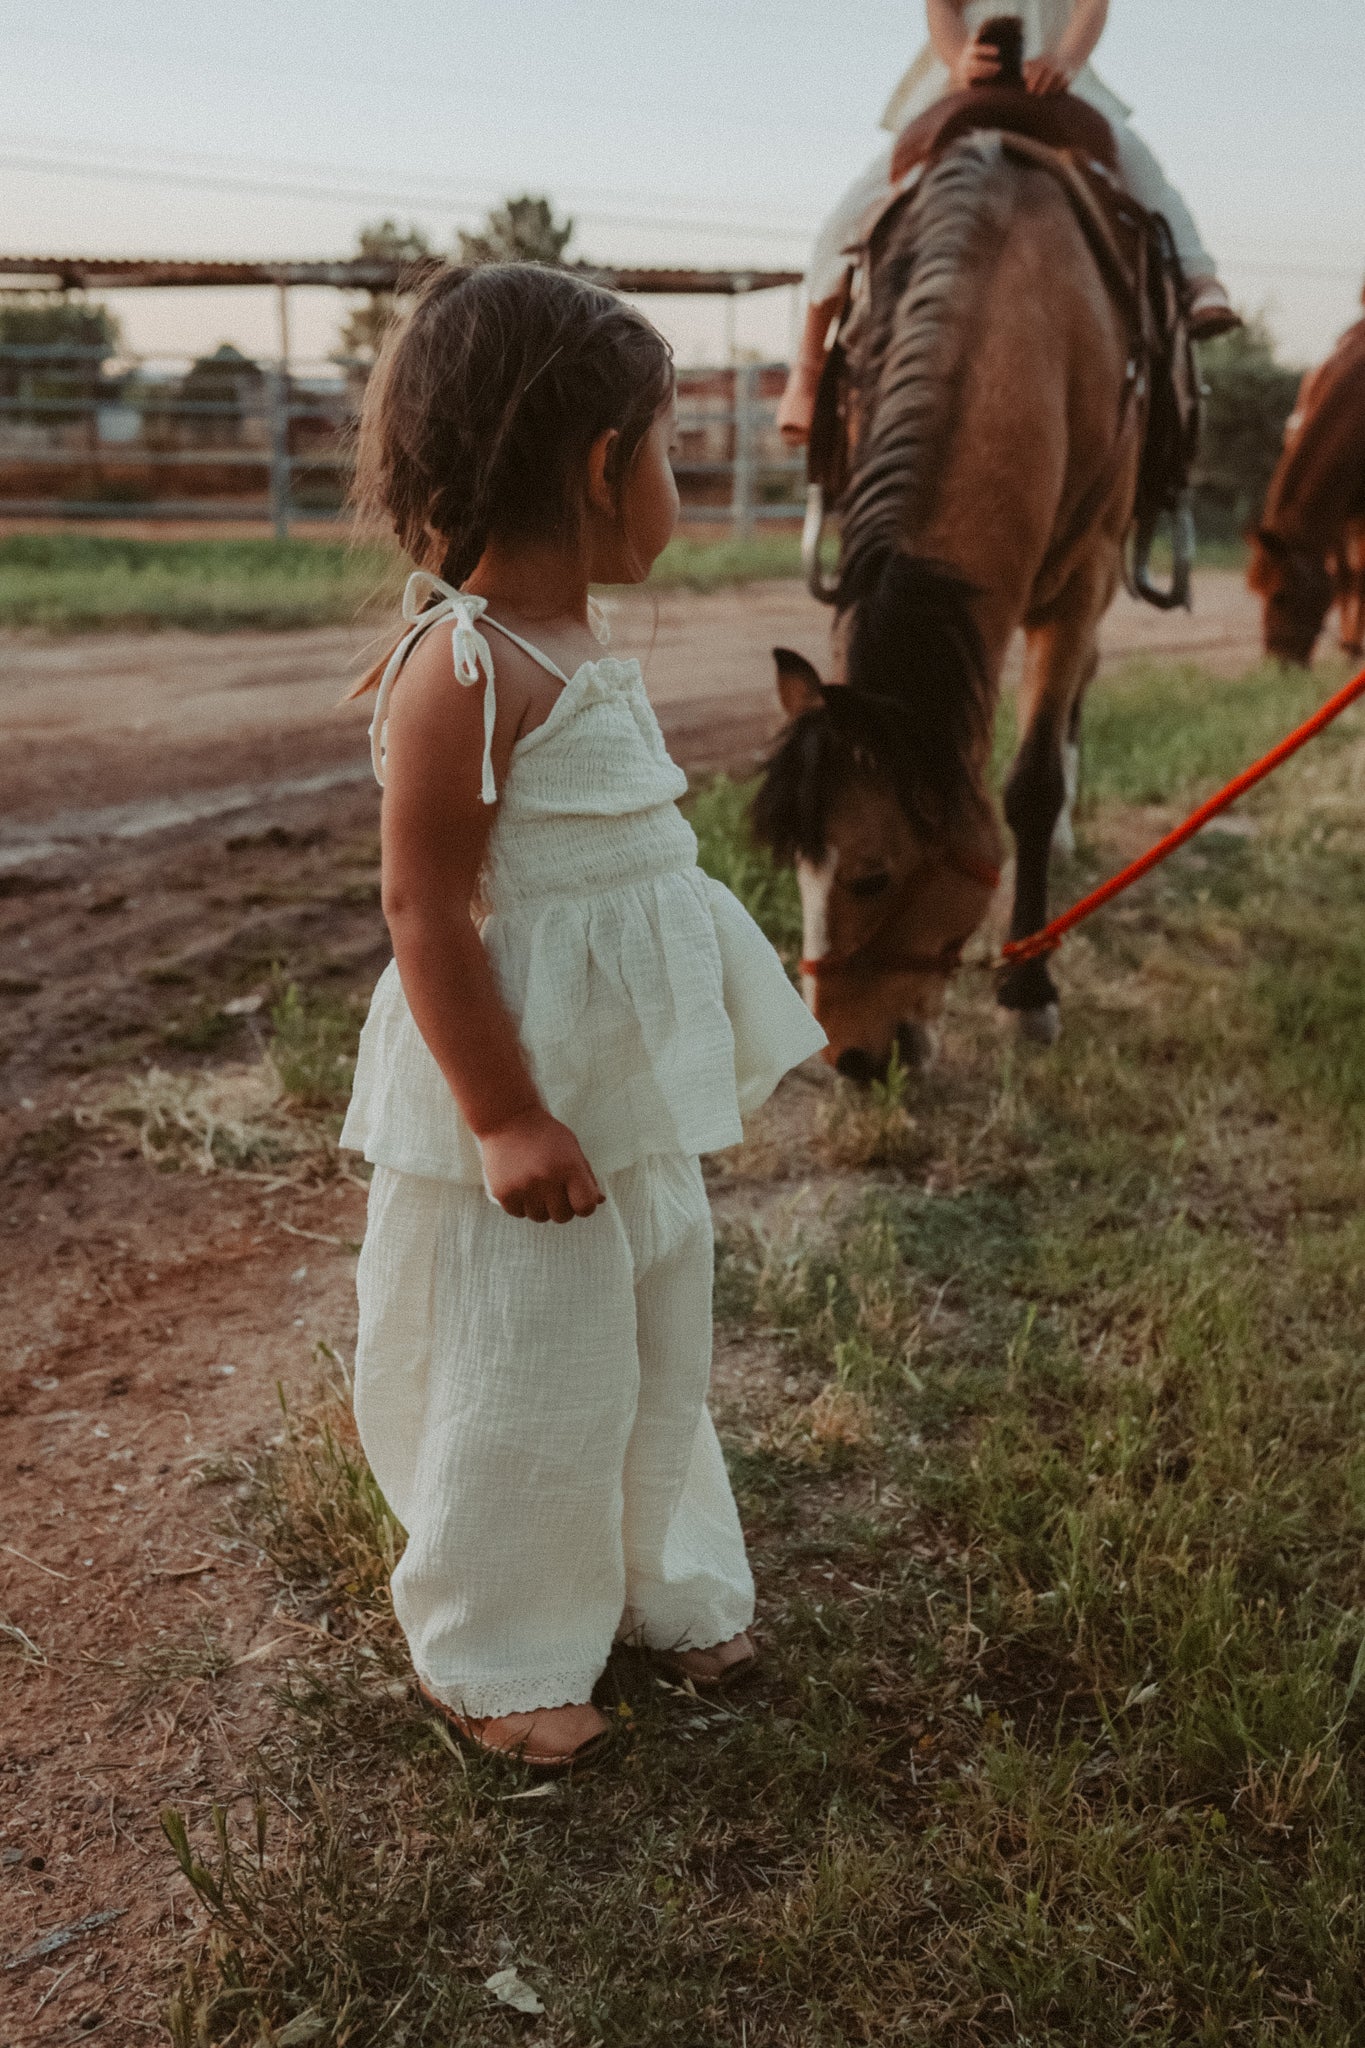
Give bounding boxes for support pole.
[268,280,292,540]
[728,276,755,541]
[731,358,756,542]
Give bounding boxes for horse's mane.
[1261,316,1365,550]
[837,134,1012,601]
[750,561,991,865]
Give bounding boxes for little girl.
[340,263,825,1770]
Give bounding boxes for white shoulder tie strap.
[369,570,499,804]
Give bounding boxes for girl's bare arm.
[1029,0,1109,90]
[378,636,602,1222]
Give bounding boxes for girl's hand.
[480,1105,605,1223]
[951,33,1001,90]
[1023,54,1072,94]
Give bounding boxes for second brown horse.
[752,132,1142,1075]
[1249,309,1365,666]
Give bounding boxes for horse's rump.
[1262,317,1365,550]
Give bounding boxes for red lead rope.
[1000,661,1365,966]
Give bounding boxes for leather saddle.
[890,82,1118,181]
[809,88,1200,611]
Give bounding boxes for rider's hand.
[1023,55,1072,95]
[480,1104,604,1223]
[951,33,1001,90]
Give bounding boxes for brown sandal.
[418,1683,613,1774]
[655,1632,758,1691]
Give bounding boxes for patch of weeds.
[160,1004,242,1057]
[80,1062,335,1176]
[242,1362,403,1614]
[123,1622,231,1714]
[818,1047,927,1170]
[269,980,364,1111]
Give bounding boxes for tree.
[338,219,435,362]
[0,294,119,407]
[179,343,265,446]
[1191,318,1304,542]
[457,194,574,268]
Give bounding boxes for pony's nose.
[834,1047,886,1087]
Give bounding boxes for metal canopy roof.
[0,255,801,296]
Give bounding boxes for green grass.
[0,530,826,634]
[0,532,404,632]
[161,653,1365,2043]
[0,528,1253,632]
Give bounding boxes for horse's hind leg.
[997,599,1103,1041]
[1051,651,1095,858]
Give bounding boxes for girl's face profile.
[589,400,679,583]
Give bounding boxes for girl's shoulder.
[393,615,563,789]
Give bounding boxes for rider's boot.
[1186,275,1241,342]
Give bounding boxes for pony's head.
[750,556,1001,1083]
[1249,527,1333,667]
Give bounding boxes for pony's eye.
[843,871,892,901]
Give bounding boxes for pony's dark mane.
[749,559,991,864]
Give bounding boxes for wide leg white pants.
[353,1153,754,1718]
[807,115,1215,304]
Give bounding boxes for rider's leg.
[779,146,892,446]
[1106,117,1240,339]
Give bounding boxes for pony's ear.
[773,647,826,720]
[1254,527,1287,557]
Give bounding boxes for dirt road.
[1,568,1263,832]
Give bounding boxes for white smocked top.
[340,573,826,1185]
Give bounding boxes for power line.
[2,141,1357,282]
[0,146,812,248]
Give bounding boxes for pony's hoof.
[1017,1003,1061,1046]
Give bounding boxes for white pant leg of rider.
[1106,118,1217,278]
[807,143,895,303]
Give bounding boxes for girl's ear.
[586,428,621,516]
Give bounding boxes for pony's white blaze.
[796,849,838,992]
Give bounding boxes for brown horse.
[751,133,1141,1075]
[1249,313,1365,666]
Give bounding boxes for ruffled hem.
[341,870,825,1185]
[417,1663,602,1718]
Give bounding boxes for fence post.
[731,359,756,541]
[266,368,290,539]
[268,280,292,540]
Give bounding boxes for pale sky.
[0,0,1360,370]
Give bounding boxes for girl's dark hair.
[353,261,674,591]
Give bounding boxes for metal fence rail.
[0,344,803,537]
